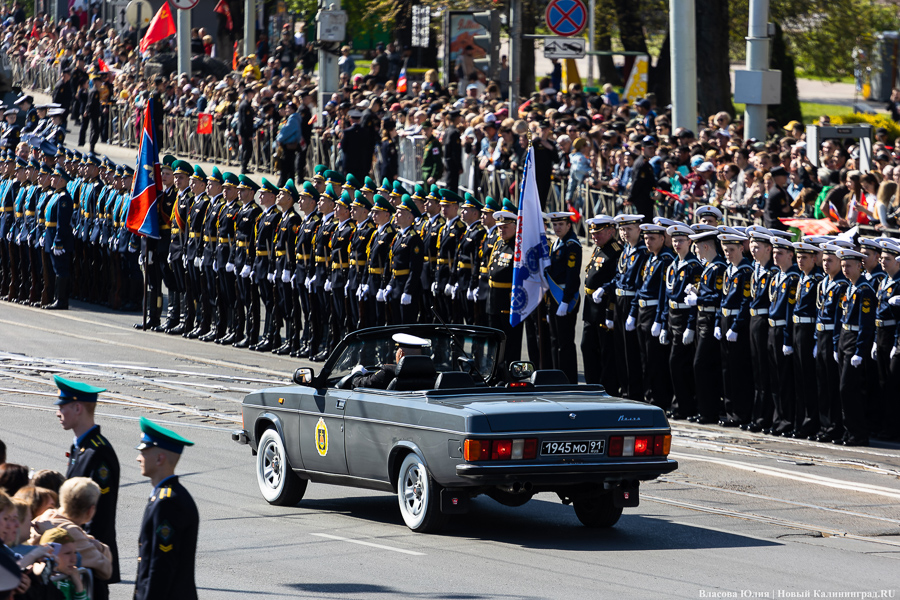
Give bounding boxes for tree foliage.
[730,0,899,79]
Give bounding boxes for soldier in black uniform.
[328,191,356,339]
[134,417,198,600]
[272,179,303,356]
[212,173,241,344]
[546,212,582,385]
[435,190,466,322]
[455,193,486,324]
[443,110,463,194]
[367,195,396,327]
[789,241,825,438]
[238,86,258,174]
[165,160,194,335]
[581,216,623,392]
[292,182,321,357]
[232,175,263,348]
[743,226,778,433]
[387,195,425,324]
[473,197,501,327]
[484,210,522,367]
[765,166,792,232]
[418,185,444,324]
[717,233,755,426]
[14,93,37,132]
[872,240,900,441]
[54,375,120,600]
[80,73,102,153]
[198,168,224,342]
[611,214,649,399]
[350,334,431,389]
[250,179,282,352]
[185,166,211,339]
[766,236,801,435]
[348,191,375,330]
[310,181,339,360]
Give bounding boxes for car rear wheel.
[397,453,446,533]
[257,428,307,506]
[573,493,623,528]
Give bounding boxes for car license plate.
[540,440,605,456]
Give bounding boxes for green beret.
[238,174,260,191]
[260,177,280,194]
[372,194,395,214]
[351,190,372,209]
[300,181,320,200]
[439,189,462,204]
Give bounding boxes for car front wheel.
[397,453,446,533]
[573,493,623,528]
[257,428,308,506]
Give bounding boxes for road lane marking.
[671,452,900,500]
[310,533,425,556]
[644,494,900,548]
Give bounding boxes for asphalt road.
[1,301,899,600]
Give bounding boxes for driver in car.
[350,333,431,389]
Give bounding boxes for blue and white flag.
[511,146,551,327]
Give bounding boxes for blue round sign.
[545,0,587,37]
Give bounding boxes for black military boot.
[45,277,69,310]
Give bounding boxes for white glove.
[451,283,459,298]
[466,288,474,301]
[891,346,898,359]
[871,345,878,360]
[714,326,722,340]
[889,296,900,306]
[376,288,385,302]
[605,319,614,330]
[40,233,45,246]
[444,283,453,297]
[240,264,251,278]
[362,284,370,297]
[52,247,64,256]
[726,329,738,343]
[473,287,480,301]
[212,260,218,272]
[659,330,669,345]
[625,316,636,331]
[592,288,604,303]
[685,292,698,307]
[833,351,839,362]
[283,270,293,283]
[127,245,137,253]
[5,232,9,241]
[851,354,863,368]
[309,275,317,288]
[138,253,144,266]
[812,344,818,359]
[556,303,567,317]
[431,282,438,295]
[324,279,332,292]
[345,279,352,292]
[682,329,695,345]
[350,364,368,376]
[193,257,201,267]
[384,285,393,296]
[401,293,412,305]
[267,272,275,283]
[782,345,793,356]
[250,270,255,279]
[650,322,662,337]
[225,262,235,273]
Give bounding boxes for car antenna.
[430,307,484,381]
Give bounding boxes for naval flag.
[510,146,551,327]
[126,97,162,239]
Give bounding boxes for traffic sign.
[125,0,152,28]
[545,0,587,37]
[170,0,200,9]
[544,37,585,59]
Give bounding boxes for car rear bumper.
[455,458,678,485]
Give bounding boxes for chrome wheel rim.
[401,463,425,518]
[261,439,283,490]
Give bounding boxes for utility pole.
[244,0,256,57]
[668,0,697,131]
[587,0,595,87]
[735,0,781,141]
[176,8,190,76]
[509,0,521,115]
[317,1,346,124]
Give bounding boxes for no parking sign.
[545,0,587,37]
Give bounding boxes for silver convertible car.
[233,325,677,532]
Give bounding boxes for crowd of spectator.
[2,5,900,234]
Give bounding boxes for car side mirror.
[293,367,315,385]
[508,361,535,381]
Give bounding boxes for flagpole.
[141,244,148,330]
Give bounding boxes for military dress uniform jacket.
[436,216,466,291]
[43,189,74,253]
[168,188,194,263]
[874,271,900,346]
[768,266,801,347]
[274,209,303,275]
[833,279,877,355]
[348,218,375,287]
[388,225,424,299]
[328,218,356,289]
[313,213,338,287]
[476,225,501,301]
[366,223,396,292]
[233,201,263,273]
[718,258,754,330]
[185,193,210,263]
[420,213,445,290]
[66,425,120,582]
[793,268,825,327]
[815,274,849,341]
[0,180,19,240]
[293,210,321,280]
[254,206,282,284]
[545,229,582,310]
[866,266,887,288]
[583,239,623,324]
[486,236,515,316]
[214,200,240,267]
[610,242,649,299]
[456,221,485,293]
[692,257,727,328]
[632,248,675,322]
[749,260,778,316]
[89,184,110,245]
[134,476,199,600]
[660,253,702,329]
[421,135,444,182]
[201,195,223,265]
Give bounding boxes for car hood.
[429,393,668,432]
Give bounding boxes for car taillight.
[464,438,538,461]
[608,434,670,457]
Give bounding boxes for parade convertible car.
[233,325,677,532]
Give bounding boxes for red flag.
[197,113,213,135]
[98,58,109,72]
[779,218,840,236]
[214,0,233,31]
[139,2,177,54]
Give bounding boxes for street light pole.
[509,0,521,115]
[669,0,697,132]
[244,0,256,57]
[176,7,190,76]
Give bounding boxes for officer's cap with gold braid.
[280,178,299,202]
[461,192,483,210]
[493,210,516,223]
[372,194,395,214]
[411,184,426,201]
[160,154,176,171]
[588,215,616,230]
[54,375,106,406]
[238,174,260,192]
[482,196,501,213]
[136,416,194,455]
[397,194,422,219]
[299,180,319,200]
[313,164,327,181]
[361,176,377,193]
[324,170,344,187]
[377,177,392,195]
[207,166,224,184]
[352,190,372,209]
[322,183,338,201]
[439,189,462,205]
[336,190,352,209]
[191,165,207,180]
[260,177,279,194]
[391,180,408,197]
[222,172,240,188]
[342,173,361,190]
[172,160,193,176]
